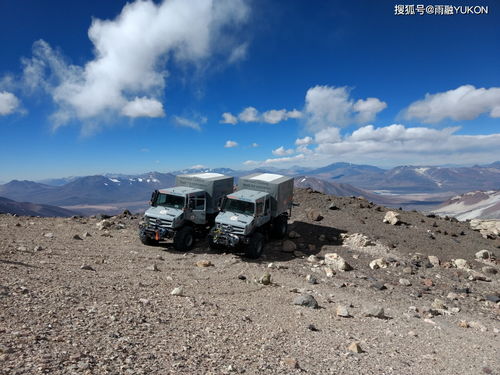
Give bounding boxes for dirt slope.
[0,189,499,374]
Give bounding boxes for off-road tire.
[271,214,288,239]
[173,226,194,251]
[139,230,159,246]
[245,232,265,259]
[208,235,223,251]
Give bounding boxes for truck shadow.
[256,221,348,262]
[157,221,347,263]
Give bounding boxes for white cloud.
[0,91,20,115]
[314,127,341,144]
[296,145,312,154]
[272,146,294,156]
[262,109,287,124]
[238,106,259,122]
[353,98,387,123]
[121,97,165,118]
[173,115,205,130]
[230,107,302,124]
[404,85,500,123]
[295,136,313,145]
[244,153,305,166]
[224,140,238,148]
[228,42,248,64]
[304,85,386,131]
[251,142,259,147]
[287,109,302,119]
[315,124,500,160]
[220,112,238,124]
[245,124,500,167]
[19,0,249,130]
[190,164,206,169]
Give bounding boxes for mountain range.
[0,196,79,217]
[0,162,498,216]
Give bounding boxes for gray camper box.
[175,173,234,214]
[237,173,294,216]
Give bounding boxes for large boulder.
[383,211,400,225]
[470,219,500,238]
[324,253,352,271]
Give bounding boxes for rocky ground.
[1,189,499,375]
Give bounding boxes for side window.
[265,197,271,215]
[194,192,205,210]
[256,200,264,216]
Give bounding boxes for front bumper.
[209,227,250,248]
[140,217,176,240]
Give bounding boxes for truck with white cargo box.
[140,173,234,251]
[208,173,293,258]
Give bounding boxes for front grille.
[219,223,245,234]
[146,216,173,229]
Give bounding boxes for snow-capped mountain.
[432,190,500,220]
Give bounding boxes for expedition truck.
[140,173,234,251]
[208,173,293,258]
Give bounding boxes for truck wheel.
[246,232,265,259]
[173,226,194,251]
[272,215,288,239]
[140,230,158,246]
[208,236,222,251]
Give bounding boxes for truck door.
[255,197,270,227]
[190,192,206,224]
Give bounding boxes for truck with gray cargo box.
[140,173,234,251]
[208,173,293,258]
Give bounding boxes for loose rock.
[383,211,400,225]
[336,305,350,317]
[363,305,385,318]
[282,240,297,253]
[348,342,363,353]
[324,253,352,271]
[293,294,318,309]
[170,287,184,296]
[369,258,388,270]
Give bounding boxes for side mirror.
[150,190,159,206]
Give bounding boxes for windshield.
[154,193,185,209]
[222,198,255,216]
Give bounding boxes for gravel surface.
[1,189,499,374]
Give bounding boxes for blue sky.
[0,0,499,181]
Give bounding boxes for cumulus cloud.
[0,91,20,115]
[315,124,500,161]
[238,106,259,122]
[224,140,238,148]
[251,142,259,147]
[227,107,302,124]
[121,97,165,118]
[404,85,500,123]
[18,0,249,130]
[173,115,205,130]
[220,112,238,124]
[314,127,341,144]
[245,124,500,167]
[304,85,387,131]
[244,154,305,166]
[262,109,288,124]
[295,136,313,146]
[272,146,295,156]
